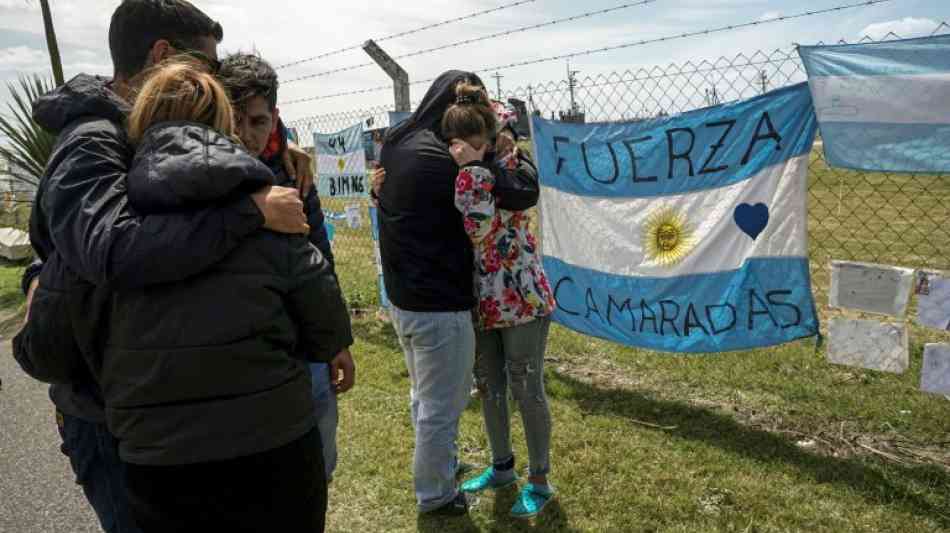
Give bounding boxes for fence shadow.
[549,371,950,527]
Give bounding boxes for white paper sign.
[916,272,950,331]
[921,344,950,395]
[827,318,909,374]
[829,261,915,317]
[345,205,362,230]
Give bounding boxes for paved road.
[0,342,100,533]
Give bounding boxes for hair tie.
[456,94,477,105]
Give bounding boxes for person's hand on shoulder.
[252,186,309,235]
[494,131,516,162]
[370,167,386,207]
[283,142,314,197]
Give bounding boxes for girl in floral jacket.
[446,83,558,519]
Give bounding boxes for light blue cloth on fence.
[799,34,950,173]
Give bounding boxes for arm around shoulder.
[42,122,265,288]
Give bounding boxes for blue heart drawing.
[734,203,770,241]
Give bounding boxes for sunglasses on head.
[167,40,221,74]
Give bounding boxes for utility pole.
[38,0,64,86]
[362,39,410,112]
[567,61,580,115]
[492,72,504,100]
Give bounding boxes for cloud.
[0,0,37,10]
[759,11,782,22]
[0,45,48,68]
[859,17,941,40]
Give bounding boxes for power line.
[276,0,537,70]
[280,0,897,106]
[283,0,658,84]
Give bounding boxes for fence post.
[362,40,410,113]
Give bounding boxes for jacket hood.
[385,70,485,145]
[127,121,274,213]
[33,74,129,134]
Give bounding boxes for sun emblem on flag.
[643,207,696,266]
[337,158,346,172]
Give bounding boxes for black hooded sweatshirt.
[21,75,266,422]
[378,71,486,312]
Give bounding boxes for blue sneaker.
[460,467,518,493]
[511,483,554,519]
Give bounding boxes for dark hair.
[218,53,279,111]
[440,81,496,141]
[109,0,223,78]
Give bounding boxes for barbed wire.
[469,0,899,76]
[283,0,659,84]
[279,0,898,106]
[275,0,537,70]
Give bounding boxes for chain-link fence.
[287,26,950,310]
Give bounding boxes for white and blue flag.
[533,82,820,353]
[315,123,368,198]
[799,34,950,173]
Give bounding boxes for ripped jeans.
[474,317,552,477]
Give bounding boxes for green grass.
[5,152,950,531]
[327,319,949,533]
[317,151,950,531]
[0,261,25,308]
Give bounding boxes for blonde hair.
[441,81,497,142]
[128,58,235,144]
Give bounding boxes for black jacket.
[262,118,335,268]
[30,122,353,465]
[18,75,265,423]
[378,71,485,312]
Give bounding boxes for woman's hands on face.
[449,139,488,167]
[494,131,516,161]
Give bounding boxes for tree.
[38,0,65,86]
[0,76,56,187]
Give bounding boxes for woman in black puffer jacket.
[19,60,352,533]
[117,60,352,533]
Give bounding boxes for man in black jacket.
[218,52,345,483]
[378,71,488,516]
[19,2,314,531]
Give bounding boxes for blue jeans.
[390,307,476,512]
[57,411,141,533]
[310,363,338,481]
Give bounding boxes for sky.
[1,0,950,126]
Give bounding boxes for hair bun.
[454,81,489,107]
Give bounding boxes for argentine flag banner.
[799,34,950,173]
[315,123,368,198]
[532,82,820,353]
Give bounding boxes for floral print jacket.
[454,160,556,331]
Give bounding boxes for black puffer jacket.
[17,74,266,423]
[97,122,352,465]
